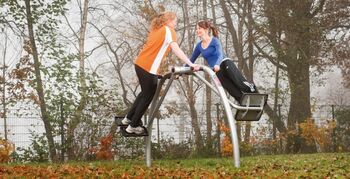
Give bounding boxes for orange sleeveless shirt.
[134,26,177,75]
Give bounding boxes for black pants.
[126,65,158,127]
[216,59,257,102]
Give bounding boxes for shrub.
[152,137,192,159]
[0,139,14,163]
[13,132,49,162]
[299,118,336,152]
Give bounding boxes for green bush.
[335,108,350,151]
[152,137,192,159]
[11,132,49,162]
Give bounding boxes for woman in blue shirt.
[189,20,257,102]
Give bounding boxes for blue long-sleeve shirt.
[189,37,225,68]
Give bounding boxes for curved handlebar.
[171,66,205,74]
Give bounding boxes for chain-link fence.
[1,103,348,151]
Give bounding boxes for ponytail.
[210,25,219,37]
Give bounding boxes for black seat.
[235,93,268,121]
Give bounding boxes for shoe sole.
[125,128,144,135]
[120,126,148,137]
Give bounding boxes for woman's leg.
[217,70,243,102]
[126,91,143,121]
[128,65,158,127]
[220,60,257,93]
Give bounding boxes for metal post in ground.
[60,96,65,162]
[331,105,336,152]
[215,103,221,157]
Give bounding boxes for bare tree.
[181,0,204,152]
[218,0,260,142]
[254,0,349,152]
[66,0,90,159]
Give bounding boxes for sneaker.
[121,117,131,125]
[125,125,145,134]
[243,81,256,92]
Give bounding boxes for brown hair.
[150,11,177,31]
[197,20,219,37]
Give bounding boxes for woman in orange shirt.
[122,11,199,134]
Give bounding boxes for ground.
[0,153,349,178]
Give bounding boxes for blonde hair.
[150,11,177,31]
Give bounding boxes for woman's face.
[167,17,177,28]
[196,25,208,38]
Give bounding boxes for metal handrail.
[145,65,264,168]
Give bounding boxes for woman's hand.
[190,64,201,71]
[213,65,220,72]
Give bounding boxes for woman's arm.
[213,38,224,72]
[213,38,224,66]
[189,43,201,64]
[170,42,198,67]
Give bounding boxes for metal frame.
[145,65,264,168]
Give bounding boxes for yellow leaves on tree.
[0,139,14,163]
[299,119,336,152]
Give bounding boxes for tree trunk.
[287,62,315,153]
[244,0,256,142]
[285,2,316,153]
[185,77,204,151]
[285,23,316,153]
[24,0,58,162]
[219,0,242,142]
[201,0,213,153]
[183,0,204,152]
[66,0,89,159]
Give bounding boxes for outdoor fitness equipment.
[115,65,267,168]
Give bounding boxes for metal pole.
[216,103,221,157]
[146,74,175,167]
[2,65,7,140]
[2,29,8,140]
[278,104,282,151]
[331,105,336,152]
[157,118,160,144]
[145,66,245,168]
[273,60,280,139]
[201,66,240,167]
[60,96,65,161]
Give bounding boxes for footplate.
[115,116,127,126]
[120,126,149,137]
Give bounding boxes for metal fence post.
[60,96,65,162]
[216,103,221,157]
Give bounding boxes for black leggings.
[216,59,257,102]
[126,65,158,127]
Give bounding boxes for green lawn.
[0,153,349,178]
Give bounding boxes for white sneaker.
[243,81,256,92]
[121,117,131,125]
[125,125,145,134]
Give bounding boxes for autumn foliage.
[299,119,337,152]
[89,135,114,160]
[219,123,233,157]
[0,139,14,163]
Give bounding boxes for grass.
[0,153,349,178]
